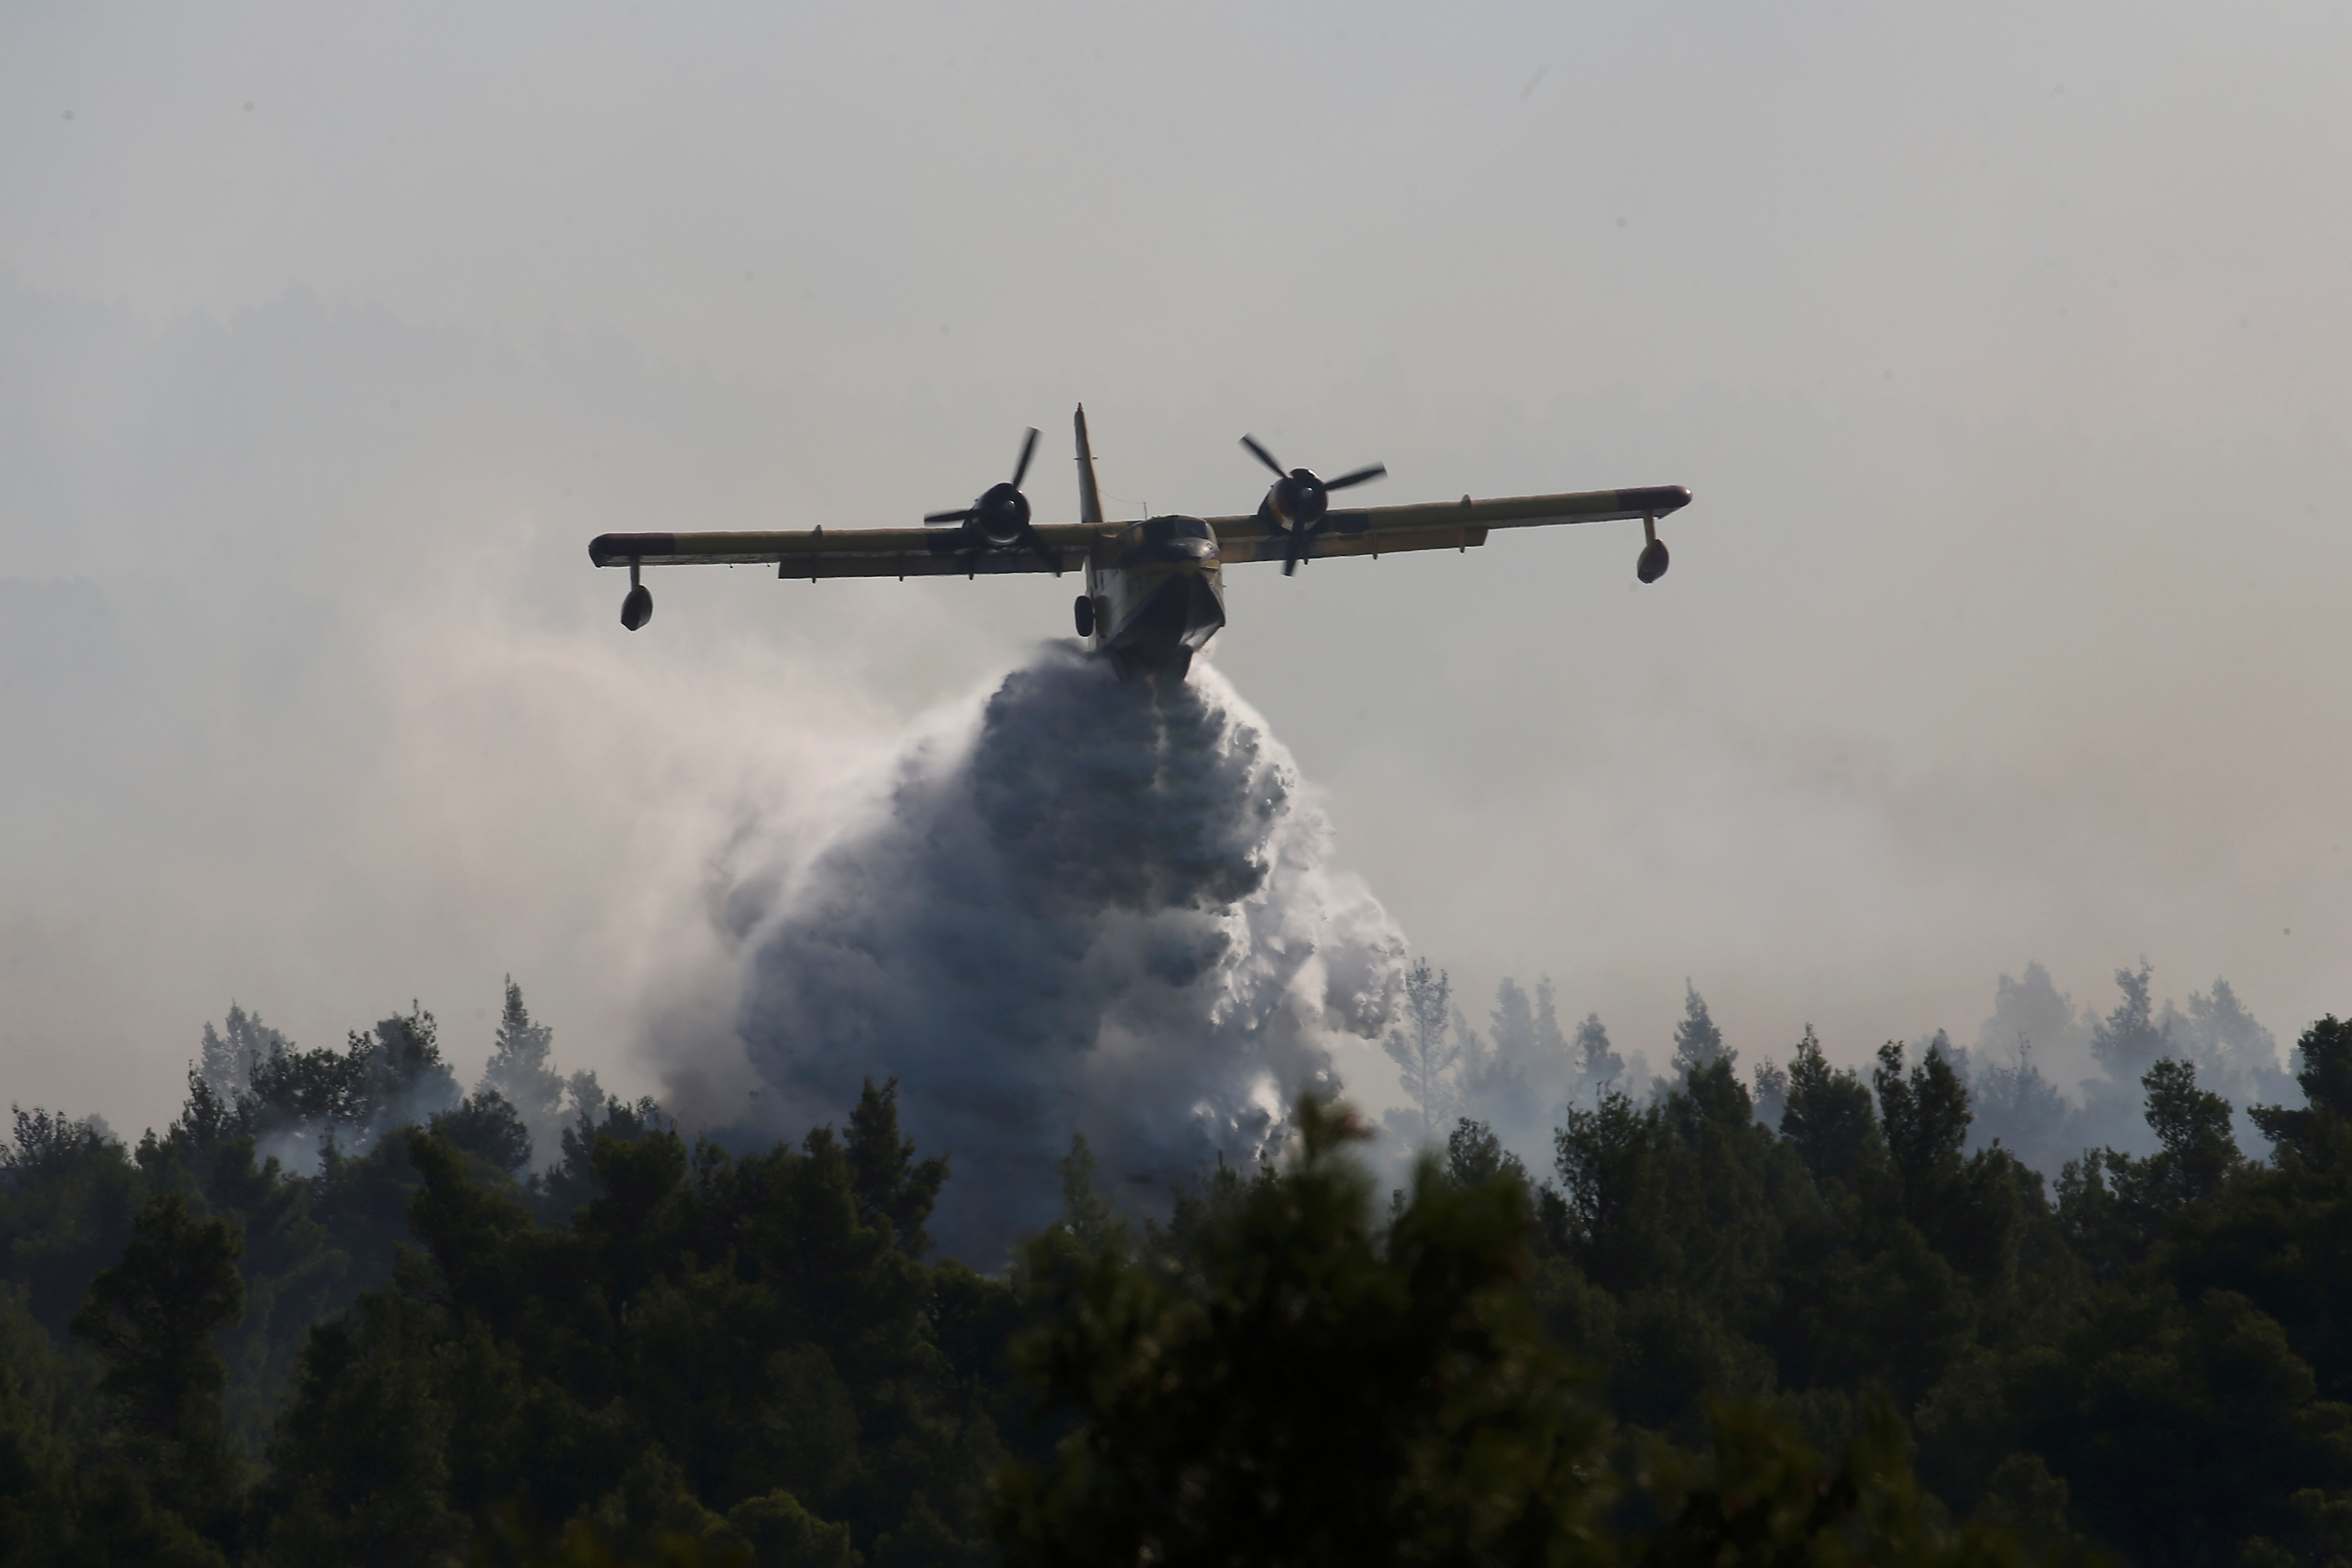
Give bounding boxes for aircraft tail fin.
[1074,404,1106,529]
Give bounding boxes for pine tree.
[351,1004,461,1138]
[70,1192,246,1524]
[1533,976,1569,1060]
[2090,961,2170,1083]
[1054,1134,1125,1253]
[846,1076,949,1257]
[197,1002,287,1102]
[478,977,568,1167]
[1751,1058,1790,1129]
[1671,982,1732,1077]
[1875,1040,2019,1281]
[1974,961,2090,1063]
[1466,979,1535,1111]
[1443,1118,1525,1188]
[1487,979,1536,1067]
[1382,960,1460,1146]
[1875,1040,1973,1209]
[430,1090,533,1174]
[1571,1013,1624,1105]
[2250,1015,2352,1160]
[1971,1033,2074,1175]
[2183,979,2277,1075]
[1780,1026,1883,1188]
[2128,1058,2244,1212]
[996,1098,1610,1568]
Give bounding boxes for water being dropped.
[728,645,1405,1263]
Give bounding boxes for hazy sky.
[5,1,2349,1140]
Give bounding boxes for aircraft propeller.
[1239,435,1386,575]
[925,428,1062,572]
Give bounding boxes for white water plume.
[720,645,1405,1263]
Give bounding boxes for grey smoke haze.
[713,648,1401,1259]
[2,3,2349,1156]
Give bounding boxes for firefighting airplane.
[589,406,1692,680]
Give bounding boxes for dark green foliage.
[2249,1013,2352,1160]
[2161,1015,2352,1409]
[256,1078,1010,1567]
[128,1071,354,1458]
[1048,1134,1123,1256]
[14,988,2352,1566]
[1555,1086,1669,1290]
[2005,1284,2352,1565]
[0,1286,82,1561]
[71,1192,246,1539]
[996,1099,1614,1568]
[0,1105,147,1336]
[1547,1059,1809,1429]
[1669,983,1731,1077]
[2133,1058,2243,1210]
[304,1130,431,1311]
[433,1089,534,1176]
[1781,1027,1885,1189]
[1875,1039,1972,1202]
[1875,1040,2020,1284]
[2057,1058,2246,1280]
[70,1194,244,1440]
[1636,1399,2043,1568]
[998,1095,2059,1568]
[845,1077,949,1258]
[1445,1117,1526,1188]
[542,1090,674,1218]
[246,1038,366,1130]
[1528,1010,2352,1563]
[240,1002,461,1158]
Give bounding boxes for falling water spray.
[722,645,1406,1262]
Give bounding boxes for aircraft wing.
[589,523,1105,579]
[1210,485,1692,565]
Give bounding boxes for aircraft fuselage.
[1085,516,1226,680]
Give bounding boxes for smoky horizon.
[1,1,2346,1153]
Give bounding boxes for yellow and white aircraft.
[590,406,1692,680]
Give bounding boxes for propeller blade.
[1240,435,1287,479]
[1010,427,1040,489]
[1283,526,1304,576]
[924,509,975,524]
[1324,463,1387,491]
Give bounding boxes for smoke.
[707,644,1405,1263]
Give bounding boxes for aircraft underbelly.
[1096,562,1224,678]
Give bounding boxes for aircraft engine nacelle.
[925,430,1043,554]
[1265,470,1330,530]
[1237,436,1387,575]
[969,480,1031,546]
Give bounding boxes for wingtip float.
[588,406,1693,681]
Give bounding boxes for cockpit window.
[1138,517,1211,542]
